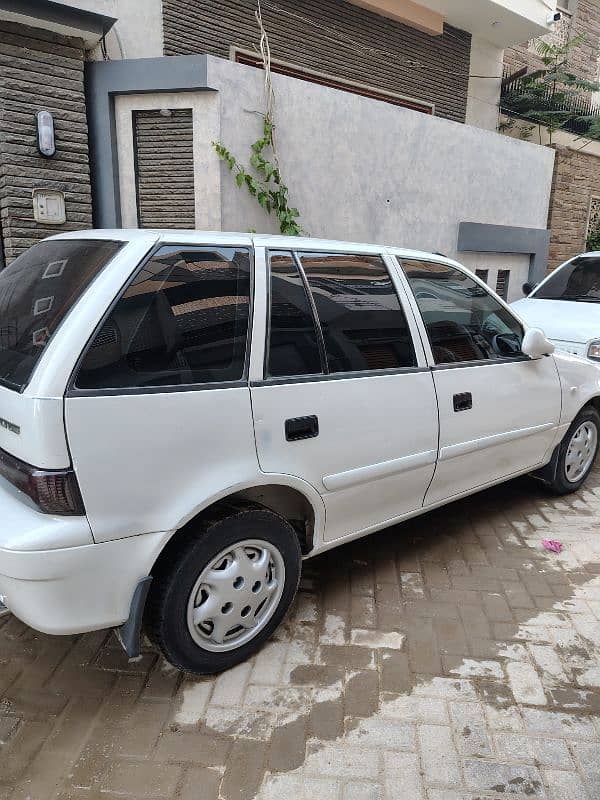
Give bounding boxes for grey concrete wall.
[209,57,555,261]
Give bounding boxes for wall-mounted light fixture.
[36,110,56,157]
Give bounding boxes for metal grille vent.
[496,270,510,300]
[133,109,195,229]
[475,269,489,284]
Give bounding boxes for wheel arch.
[583,396,600,418]
[148,478,325,580]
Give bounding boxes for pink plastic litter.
[542,539,564,553]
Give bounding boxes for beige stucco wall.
[114,92,221,231]
[466,36,503,132]
[58,0,164,59]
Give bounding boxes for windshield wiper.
[562,295,600,303]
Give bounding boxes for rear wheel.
[546,406,599,495]
[145,507,302,674]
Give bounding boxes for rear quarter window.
[74,245,252,390]
[0,239,123,391]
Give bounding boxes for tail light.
[0,446,85,515]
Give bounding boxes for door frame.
[249,245,433,382]
[114,91,221,231]
[387,251,562,504]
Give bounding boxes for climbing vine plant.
[212,4,304,236]
[213,119,302,236]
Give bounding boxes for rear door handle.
[285,415,319,441]
[453,392,472,412]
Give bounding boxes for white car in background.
[512,253,600,361]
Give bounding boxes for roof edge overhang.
[0,0,116,47]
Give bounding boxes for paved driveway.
[2,468,600,800]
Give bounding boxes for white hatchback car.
[513,252,600,360]
[1,230,599,674]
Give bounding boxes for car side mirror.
[522,328,554,359]
[522,281,537,296]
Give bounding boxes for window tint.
[298,252,416,373]
[0,239,122,391]
[76,246,251,390]
[267,251,323,378]
[401,259,524,365]
[533,256,600,301]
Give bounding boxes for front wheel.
[546,406,599,495]
[145,507,302,674]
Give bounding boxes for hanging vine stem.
[212,1,304,236]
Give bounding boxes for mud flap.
[530,444,560,486]
[114,576,152,658]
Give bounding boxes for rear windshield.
[0,239,123,391]
[533,256,600,302]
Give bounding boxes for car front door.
[398,257,562,506]
[250,248,439,544]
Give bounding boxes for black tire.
[546,406,600,495]
[144,505,301,674]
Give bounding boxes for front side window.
[297,252,416,373]
[0,239,123,391]
[533,256,600,302]
[401,259,523,365]
[75,246,251,390]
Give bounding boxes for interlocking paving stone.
[2,468,600,798]
[449,701,493,757]
[418,725,462,787]
[383,751,423,799]
[543,769,591,800]
[463,759,546,796]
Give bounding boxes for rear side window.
[75,246,251,390]
[401,259,524,365]
[0,239,123,391]
[267,251,323,378]
[298,252,416,373]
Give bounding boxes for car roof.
[46,228,454,263]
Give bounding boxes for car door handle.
[453,392,472,412]
[285,415,319,442]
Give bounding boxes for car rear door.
[398,257,561,506]
[250,246,439,544]
[65,239,259,543]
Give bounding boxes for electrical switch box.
[32,189,66,225]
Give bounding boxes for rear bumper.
[0,532,169,635]
[0,476,169,634]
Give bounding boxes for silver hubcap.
[565,421,598,483]
[186,539,285,652]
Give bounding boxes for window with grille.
[496,270,510,300]
[587,196,600,241]
[475,269,489,284]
